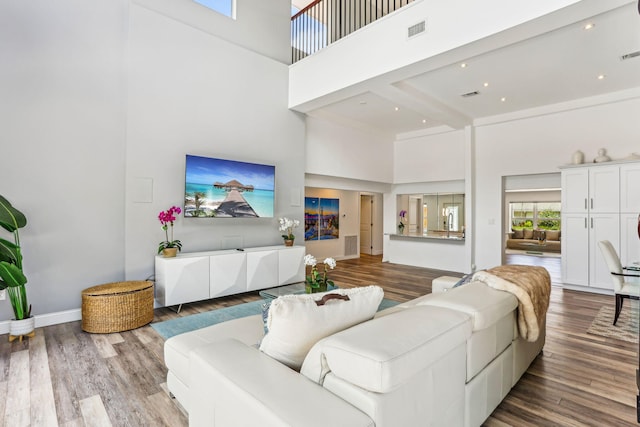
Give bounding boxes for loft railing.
[291,0,414,63]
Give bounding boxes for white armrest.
[189,338,373,427]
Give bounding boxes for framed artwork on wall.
[304,197,340,240]
[305,197,319,241]
[319,198,339,240]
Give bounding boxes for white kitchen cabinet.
[588,166,619,213]
[561,214,589,287]
[561,165,619,213]
[620,163,640,213]
[561,168,589,213]
[155,245,305,307]
[560,161,638,292]
[588,214,619,290]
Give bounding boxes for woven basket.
[81,281,154,333]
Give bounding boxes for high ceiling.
[298,1,640,137]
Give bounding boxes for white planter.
[10,316,35,337]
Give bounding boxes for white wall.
[134,0,291,64]
[394,128,465,183]
[306,115,393,183]
[0,0,303,325]
[0,0,128,319]
[125,3,305,282]
[474,97,640,270]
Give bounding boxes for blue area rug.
[151,298,400,340]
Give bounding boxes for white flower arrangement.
[279,217,300,241]
[305,255,336,292]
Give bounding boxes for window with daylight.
[510,202,561,230]
[194,0,234,18]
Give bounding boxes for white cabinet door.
[620,163,640,213]
[156,255,210,306]
[210,252,247,298]
[620,213,640,268]
[246,250,279,291]
[278,246,305,285]
[562,214,589,286]
[561,168,588,213]
[588,166,619,213]
[589,213,620,290]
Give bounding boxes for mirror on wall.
[396,193,465,239]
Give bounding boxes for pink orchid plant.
[398,209,407,230]
[158,206,182,254]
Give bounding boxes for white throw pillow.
[259,285,384,370]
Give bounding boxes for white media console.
[154,245,305,307]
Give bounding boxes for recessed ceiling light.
[501,97,507,102]
[422,119,427,124]
[597,74,606,80]
[394,106,399,111]
[483,82,489,87]
[584,22,595,30]
[460,63,467,68]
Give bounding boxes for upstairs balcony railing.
[291,0,414,63]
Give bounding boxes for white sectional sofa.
[165,269,549,427]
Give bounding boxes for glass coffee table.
[259,283,338,301]
[520,242,548,255]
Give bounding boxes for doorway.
[502,173,562,284]
[360,194,373,255]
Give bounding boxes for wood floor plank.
[4,407,29,427]
[44,324,83,424]
[0,334,12,383]
[59,418,85,427]
[90,334,118,359]
[79,395,112,427]
[29,332,58,426]
[0,380,7,426]
[5,349,29,424]
[147,390,188,426]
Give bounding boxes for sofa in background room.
[506,229,561,253]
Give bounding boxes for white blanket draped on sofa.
[472,265,551,342]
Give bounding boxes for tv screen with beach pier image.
[184,154,275,218]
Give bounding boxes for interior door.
[360,195,372,255]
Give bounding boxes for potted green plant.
[0,195,33,339]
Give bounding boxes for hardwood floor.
[1,255,637,426]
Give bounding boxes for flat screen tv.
[184,154,275,218]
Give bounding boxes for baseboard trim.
[0,308,82,334]
[560,283,613,296]
[337,254,360,261]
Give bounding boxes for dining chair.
[598,240,640,325]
